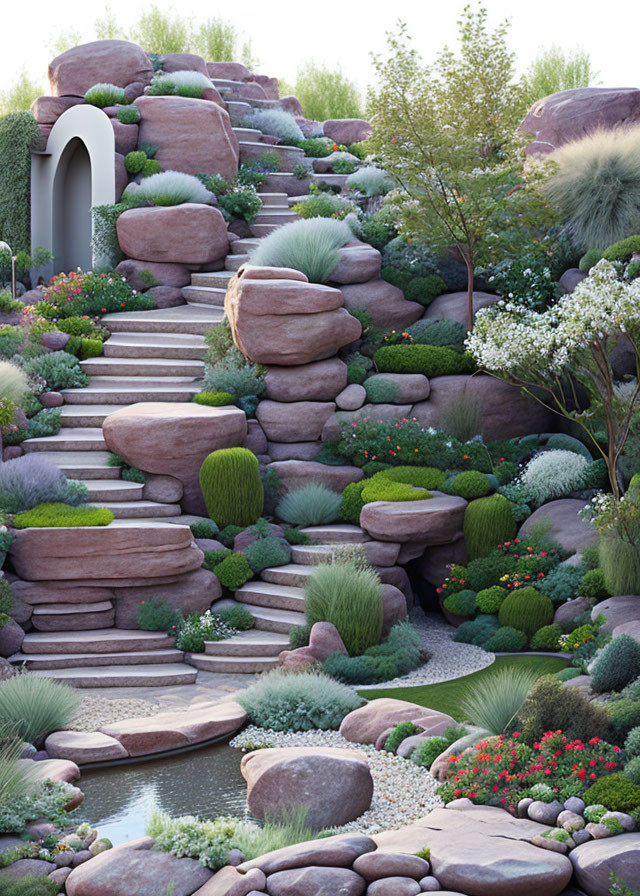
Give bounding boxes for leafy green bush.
[203,548,232,569]
[591,634,640,693]
[384,721,417,753]
[0,673,79,746]
[305,562,383,656]
[582,772,640,812]
[475,586,508,614]
[193,391,235,407]
[2,408,61,446]
[378,466,447,489]
[190,520,219,539]
[85,83,126,107]
[323,621,421,683]
[363,377,401,404]
[211,553,253,590]
[482,626,528,652]
[218,525,244,548]
[276,483,341,527]
[373,344,475,377]
[200,448,264,529]
[407,319,467,351]
[141,159,161,178]
[137,599,183,633]
[249,218,352,283]
[293,193,355,220]
[218,186,263,225]
[538,563,585,604]
[411,726,465,768]
[624,755,640,785]
[578,568,609,600]
[403,275,448,306]
[134,170,213,206]
[24,350,89,390]
[530,624,562,651]
[289,622,312,648]
[124,150,147,174]
[452,471,491,500]
[341,481,366,525]
[283,528,311,546]
[602,234,640,262]
[609,698,640,741]
[461,665,540,734]
[625,726,640,758]
[217,606,255,631]
[117,105,141,124]
[463,494,517,561]
[245,536,292,573]
[13,503,114,528]
[237,669,363,731]
[65,336,104,360]
[579,248,604,273]
[202,356,265,400]
[516,675,612,744]
[498,587,554,638]
[444,589,477,617]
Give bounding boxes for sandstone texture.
[340,698,456,745]
[266,460,364,493]
[48,40,153,96]
[117,204,228,266]
[265,359,347,402]
[341,280,423,329]
[519,499,598,554]
[360,494,467,545]
[323,119,372,144]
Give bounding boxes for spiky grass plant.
[545,125,640,250]
[0,673,80,747]
[248,109,304,144]
[249,218,352,283]
[150,70,213,98]
[276,483,342,527]
[0,360,29,405]
[0,723,37,809]
[84,83,127,107]
[460,666,540,735]
[133,171,213,206]
[0,454,87,515]
[346,166,394,196]
[305,561,383,655]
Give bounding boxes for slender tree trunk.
[465,254,475,332]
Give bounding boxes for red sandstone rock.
[341,280,423,329]
[161,53,209,75]
[48,40,153,96]
[267,460,363,493]
[265,358,348,402]
[117,204,228,266]
[423,291,499,324]
[340,698,456,745]
[323,119,372,144]
[382,584,408,635]
[361,494,467,545]
[116,259,192,290]
[331,241,382,284]
[111,119,138,154]
[31,95,84,123]
[256,401,335,443]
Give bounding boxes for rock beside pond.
[238,833,376,875]
[193,865,266,896]
[45,731,128,764]
[241,746,373,831]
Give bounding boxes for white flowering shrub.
[520,450,589,506]
[134,171,213,206]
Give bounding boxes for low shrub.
[85,83,126,107]
[364,377,400,404]
[203,548,232,569]
[624,756,640,785]
[407,319,467,351]
[0,876,59,895]
[137,599,183,634]
[289,622,312,649]
[360,477,430,504]
[579,248,604,273]
[384,721,418,753]
[0,673,79,746]
[455,615,501,646]
[0,454,88,515]
[451,471,491,500]
[609,698,640,741]
[520,450,589,505]
[175,610,236,652]
[249,109,304,143]
[292,193,355,220]
[578,568,609,600]
[625,726,640,758]
[403,275,448,306]
[276,483,341,527]
[530,624,562,651]
[341,481,366,525]
[211,553,253,590]
[475,586,509,614]
[249,218,353,284]
[498,587,555,638]
[539,563,585,604]
[602,234,640,263]
[125,150,147,174]
[202,357,265,400]
[0,361,29,404]
[346,166,393,196]
[516,675,612,744]
[12,503,114,528]
[141,159,161,177]
[245,536,292,573]
[582,772,640,813]
[117,105,141,124]
[444,589,477,617]
[217,606,255,631]
[65,336,104,360]
[200,448,264,529]
[590,634,640,692]
[24,350,89,390]
[217,186,263,225]
[2,408,62,446]
[193,391,235,407]
[134,170,213,206]
[190,520,219,539]
[237,669,363,731]
[323,621,421,684]
[460,665,540,734]
[373,344,476,377]
[218,525,244,548]
[283,529,310,545]
[149,70,214,98]
[482,626,528,652]
[411,727,463,768]
[378,466,447,490]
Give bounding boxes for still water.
[77,742,247,845]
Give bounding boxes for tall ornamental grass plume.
[0,672,80,747]
[545,125,640,250]
[305,561,383,655]
[276,483,342,527]
[249,218,353,283]
[0,360,29,404]
[0,453,88,515]
[236,668,363,731]
[0,723,37,808]
[132,171,214,206]
[460,666,540,735]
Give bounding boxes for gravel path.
[231,726,443,834]
[67,696,160,731]
[356,610,495,691]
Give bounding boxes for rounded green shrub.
[137,598,183,633]
[193,391,235,407]
[578,568,609,600]
[199,448,264,529]
[245,536,292,573]
[452,471,491,500]
[498,586,554,639]
[624,755,640,785]
[217,605,255,630]
[609,698,640,741]
[590,634,640,693]
[579,248,604,273]
[483,626,528,652]
[364,377,400,404]
[212,552,253,590]
[276,483,341,527]
[475,585,508,614]
[403,275,448,306]
[361,478,430,503]
[454,615,500,646]
[463,494,517,561]
[141,159,162,177]
[378,466,447,490]
[218,524,244,548]
[384,721,418,752]
[203,548,232,569]
[373,344,475,377]
[602,234,640,262]
[625,726,640,758]
[582,772,640,812]
[530,624,562,651]
[190,520,219,539]
[124,151,147,174]
[341,481,366,525]
[117,105,141,124]
[283,528,311,546]
[85,83,126,107]
[443,589,477,617]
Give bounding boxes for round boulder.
[265,358,348,402]
[340,698,456,745]
[341,280,423,329]
[518,499,598,555]
[116,204,228,266]
[323,118,373,145]
[570,833,640,896]
[48,40,153,96]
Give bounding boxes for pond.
[77,742,247,845]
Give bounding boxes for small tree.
[132,5,191,54]
[467,261,640,498]
[293,62,363,121]
[0,72,44,116]
[368,8,554,329]
[522,45,599,106]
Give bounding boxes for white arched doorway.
[31,104,116,275]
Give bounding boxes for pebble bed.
[357,610,495,691]
[231,726,443,834]
[67,696,160,731]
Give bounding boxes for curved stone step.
[231,239,259,253]
[182,285,226,307]
[102,305,224,335]
[9,648,185,669]
[61,378,200,405]
[225,254,250,271]
[83,480,144,502]
[254,193,289,207]
[28,663,197,688]
[235,604,306,634]
[32,601,115,632]
[80,357,205,377]
[204,629,289,657]
[291,540,401,568]
[103,333,206,360]
[235,581,305,612]
[21,428,107,452]
[36,451,119,480]
[60,405,127,427]
[105,501,182,519]
[190,271,234,289]
[299,524,370,545]
[188,654,278,673]
[260,564,315,588]
[21,629,175,655]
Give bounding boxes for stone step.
[311,173,349,188]
[37,451,119,480]
[10,648,185,670]
[258,174,310,196]
[255,193,289,207]
[232,126,263,141]
[238,604,306,634]
[102,305,225,335]
[32,601,115,632]
[60,405,126,428]
[211,77,245,89]
[190,271,234,288]
[261,564,315,588]
[226,100,253,125]
[27,663,198,688]
[21,629,175,655]
[22,428,107,452]
[204,629,290,656]
[235,581,305,612]
[60,378,200,404]
[105,501,181,519]
[188,653,278,674]
[253,210,300,225]
[299,524,370,545]
[82,480,145,502]
[231,239,259,253]
[249,223,282,237]
[291,541,401,568]
[80,357,205,377]
[104,333,206,360]
[182,285,226,307]
[238,141,305,169]
[224,254,250,271]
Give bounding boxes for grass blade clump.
[305,561,383,655]
[0,360,29,405]
[0,455,88,515]
[460,666,540,735]
[133,170,214,206]
[0,673,80,747]
[346,166,394,196]
[247,109,304,144]
[0,723,37,808]
[276,483,342,527]
[249,218,352,283]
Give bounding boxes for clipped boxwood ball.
[498,586,554,639]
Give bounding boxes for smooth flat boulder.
[341,280,423,329]
[45,731,128,764]
[423,291,498,324]
[10,524,203,582]
[238,834,376,875]
[360,494,467,545]
[207,61,253,80]
[116,258,192,290]
[267,460,363,493]
[331,241,381,284]
[162,52,208,75]
[353,851,430,881]
[267,441,322,462]
[193,866,266,896]
[143,473,184,504]
[241,746,373,831]
[570,833,640,896]
[31,95,84,123]
[340,698,456,745]
[256,401,335,443]
[0,859,56,881]
[590,595,640,632]
[323,118,372,144]
[114,568,221,628]
[135,95,238,179]
[48,40,153,95]
[225,267,361,366]
[365,373,430,403]
[265,359,347,402]
[8,579,114,605]
[103,403,247,515]
[519,500,597,554]
[265,866,366,896]
[117,204,228,265]
[65,837,212,896]
[366,878,421,896]
[412,375,552,441]
[336,384,366,410]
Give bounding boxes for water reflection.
[77,742,247,844]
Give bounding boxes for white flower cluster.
[519,449,589,506]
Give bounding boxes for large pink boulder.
[225,266,361,366]
[519,499,598,554]
[161,53,208,75]
[102,402,247,514]
[48,40,153,96]
[116,259,192,290]
[323,119,372,145]
[423,291,499,324]
[340,698,456,745]
[207,61,253,80]
[265,358,348,401]
[331,241,382,284]
[267,460,363,493]
[256,401,335,443]
[31,95,84,124]
[519,87,640,154]
[241,747,373,830]
[308,622,348,662]
[411,375,553,441]
[360,494,467,545]
[117,204,228,266]
[570,833,640,896]
[135,95,238,180]
[341,280,423,329]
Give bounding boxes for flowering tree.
[467,261,640,497]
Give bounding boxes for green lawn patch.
[358,654,568,721]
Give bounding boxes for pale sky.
[2,0,638,96]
